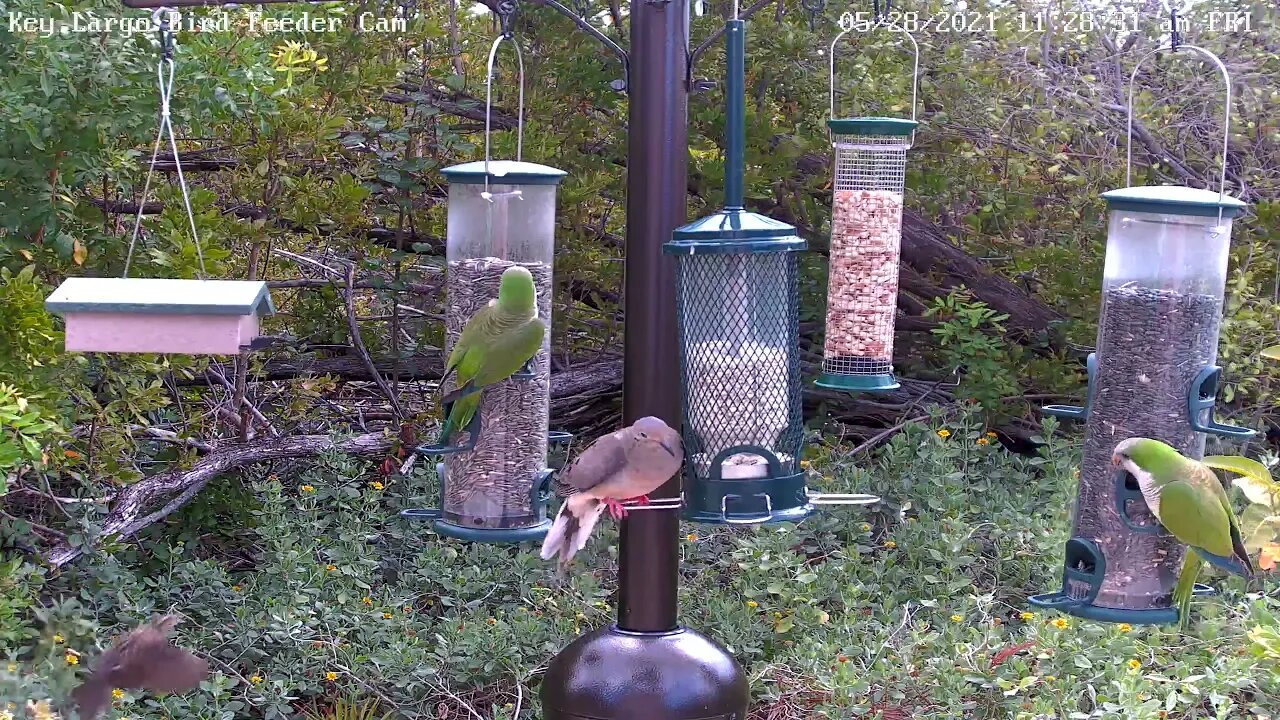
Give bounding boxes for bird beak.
[660,440,678,458]
[1111,455,1122,468]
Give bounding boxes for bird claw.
[628,495,651,506]
[603,498,628,520]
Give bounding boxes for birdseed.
[823,189,903,376]
[686,339,791,478]
[441,256,552,529]
[1072,284,1223,609]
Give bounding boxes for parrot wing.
[1158,480,1237,561]
[472,317,546,387]
[1186,459,1256,576]
[440,303,498,390]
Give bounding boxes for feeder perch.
[44,277,274,355]
[816,19,920,393]
[1031,184,1252,624]
[664,17,868,526]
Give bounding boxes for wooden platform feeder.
[45,278,276,355]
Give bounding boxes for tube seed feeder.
[1031,43,1253,625]
[401,34,571,543]
[816,15,919,393]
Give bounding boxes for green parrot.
[1112,437,1254,628]
[436,265,546,445]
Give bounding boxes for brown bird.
[70,615,209,720]
[539,416,684,572]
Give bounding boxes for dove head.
[630,416,683,462]
[496,265,537,314]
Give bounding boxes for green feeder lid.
[441,160,567,186]
[664,209,807,255]
[1101,185,1246,218]
[828,117,918,137]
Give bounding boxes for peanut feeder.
[816,16,919,393]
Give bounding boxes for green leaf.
[1203,455,1277,506]
[1261,345,1280,362]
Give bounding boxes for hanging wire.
[1124,41,1232,229]
[829,9,919,126]
[123,7,206,280]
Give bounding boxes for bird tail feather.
[1174,548,1202,631]
[436,393,480,446]
[1196,545,1252,577]
[540,495,604,571]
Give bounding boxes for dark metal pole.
[617,0,688,634]
[542,3,748,716]
[722,19,745,211]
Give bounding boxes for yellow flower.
[1118,623,1133,633]
[369,481,385,491]
[112,689,125,700]
[325,671,338,681]
[1045,675,1056,682]
[5,663,14,672]
[985,432,997,439]
[64,650,79,665]
[232,585,243,592]
[746,600,758,608]
[884,540,897,549]
[1050,617,1069,629]
[1127,658,1141,672]
[950,614,964,623]
[937,428,951,438]
[773,612,783,619]
[1020,611,1036,621]
[487,617,497,626]
[860,523,871,532]
[362,596,373,606]
[52,634,64,644]
[800,460,811,469]
[686,533,697,542]
[383,612,393,619]
[326,564,337,573]
[250,674,264,685]
[976,437,990,446]
[300,485,315,493]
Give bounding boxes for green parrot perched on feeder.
[1112,437,1255,628]
[436,265,546,445]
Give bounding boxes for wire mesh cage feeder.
[816,16,919,393]
[1031,44,1254,625]
[44,11,275,356]
[665,15,877,525]
[401,35,571,543]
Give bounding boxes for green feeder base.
[816,372,900,392]
[684,465,815,526]
[1028,585,1216,626]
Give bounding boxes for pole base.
[541,625,749,720]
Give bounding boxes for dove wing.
[556,431,629,495]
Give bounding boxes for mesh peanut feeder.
[816,16,919,392]
[1031,43,1253,625]
[401,33,571,543]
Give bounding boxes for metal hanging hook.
[496,0,519,37]
[482,33,526,199]
[125,5,205,280]
[1124,42,1232,227]
[829,14,919,129]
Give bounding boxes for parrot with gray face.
[70,615,209,720]
[539,417,684,572]
[437,265,546,445]
[1112,437,1254,629]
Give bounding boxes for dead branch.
[43,432,396,568]
[345,263,404,418]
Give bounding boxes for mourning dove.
[70,615,209,720]
[539,416,683,572]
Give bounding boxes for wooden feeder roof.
[46,278,276,317]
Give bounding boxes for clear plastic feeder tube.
[439,160,565,530]
[1071,187,1242,610]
